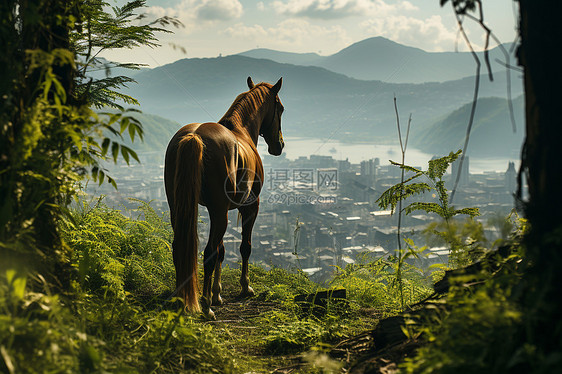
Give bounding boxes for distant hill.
[238,36,516,84]
[124,54,523,144]
[98,110,180,154]
[238,48,322,66]
[412,95,525,158]
[128,112,180,152]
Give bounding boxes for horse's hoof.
[212,295,223,306]
[203,308,216,321]
[239,286,255,298]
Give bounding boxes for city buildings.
[86,150,522,281]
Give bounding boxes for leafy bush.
[0,272,88,373]
[400,242,527,373]
[330,252,433,312]
[423,217,489,268]
[1,199,454,373]
[260,309,353,355]
[62,198,176,300]
[264,317,325,354]
[1,200,237,373]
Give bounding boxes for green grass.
[0,198,436,373]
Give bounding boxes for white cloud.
[195,0,243,21]
[148,0,243,24]
[225,19,351,53]
[272,0,417,19]
[360,15,459,51]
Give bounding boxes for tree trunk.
[518,0,562,355]
[1,0,76,286]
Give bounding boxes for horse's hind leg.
[202,210,228,320]
[212,241,225,306]
[238,202,259,298]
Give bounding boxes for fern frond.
[403,202,445,216]
[452,207,480,218]
[389,160,423,174]
[427,150,462,180]
[377,182,432,211]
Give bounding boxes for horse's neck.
[239,115,261,145]
[230,105,265,146]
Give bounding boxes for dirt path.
[201,291,388,373]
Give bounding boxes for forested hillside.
[123,54,522,141]
[413,95,525,158]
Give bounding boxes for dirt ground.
[203,290,418,374]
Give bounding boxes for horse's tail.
[173,133,204,313]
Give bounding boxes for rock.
[294,288,348,317]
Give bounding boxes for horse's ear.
[247,76,255,89]
[272,77,282,95]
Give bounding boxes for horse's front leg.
[211,241,225,306]
[202,210,228,320]
[238,201,259,297]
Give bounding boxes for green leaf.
[52,75,67,103]
[6,270,27,300]
[103,112,121,127]
[92,166,99,182]
[111,142,120,162]
[5,269,17,284]
[43,75,53,100]
[69,130,83,151]
[78,247,90,286]
[107,175,118,189]
[101,138,111,156]
[98,170,105,185]
[122,145,139,163]
[121,146,130,165]
[128,121,136,141]
[120,117,130,134]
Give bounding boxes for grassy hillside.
[412,96,525,158]
[0,199,435,373]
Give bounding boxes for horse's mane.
[218,83,272,132]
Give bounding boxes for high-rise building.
[505,161,516,193]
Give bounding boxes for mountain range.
[119,36,523,159]
[238,36,516,84]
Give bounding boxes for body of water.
[258,137,520,174]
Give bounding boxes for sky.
[104,0,519,68]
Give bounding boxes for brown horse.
[164,77,284,319]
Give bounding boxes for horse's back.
[165,122,260,210]
[167,122,235,152]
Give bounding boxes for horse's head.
[248,76,285,156]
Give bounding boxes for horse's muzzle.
[268,141,284,156]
